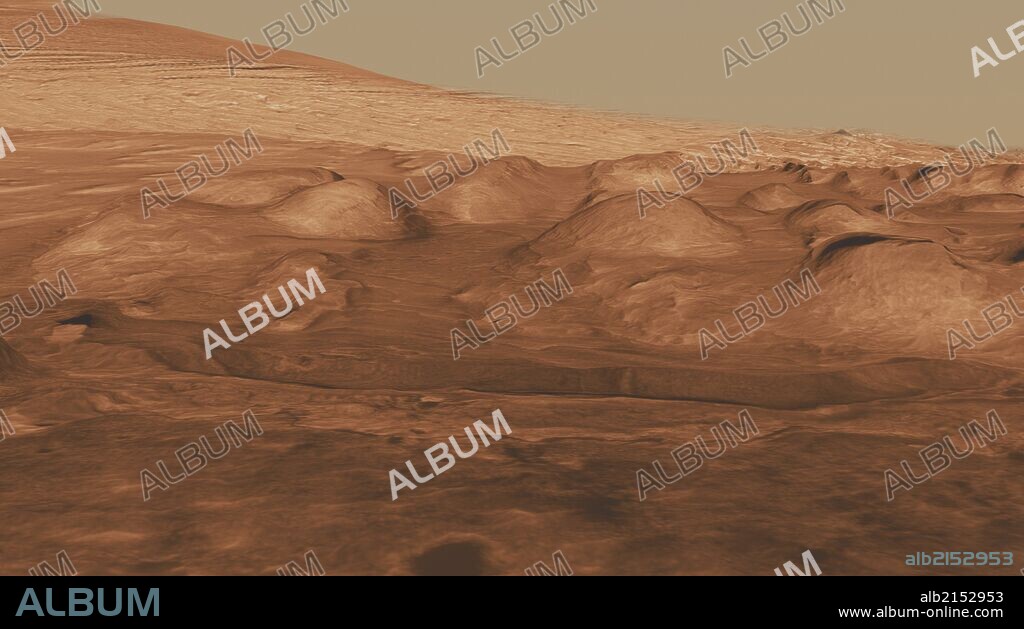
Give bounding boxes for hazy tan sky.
[99,0,1024,147]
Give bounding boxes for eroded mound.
[740,183,806,211]
[420,155,573,223]
[187,167,344,207]
[785,200,891,242]
[824,167,905,197]
[949,165,1024,196]
[587,152,690,193]
[36,206,264,296]
[264,179,424,240]
[806,235,1001,347]
[524,194,743,259]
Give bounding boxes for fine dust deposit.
[0,0,1022,580]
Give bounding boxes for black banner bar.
[0,577,1019,624]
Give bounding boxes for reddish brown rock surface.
[0,0,1021,575]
